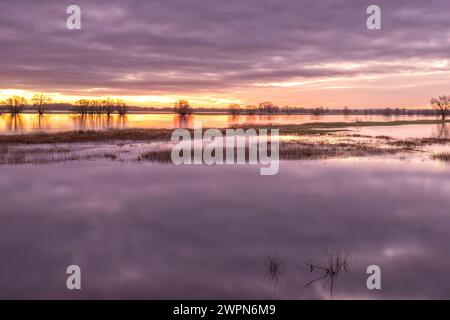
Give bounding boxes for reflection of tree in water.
[3,115,24,132]
[32,115,49,131]
[227,114,240,125]
[310,114,325,121]
[116,115,127,129]
[433,123,450,138]
[72,115,88,130]
[71,114,128,130]
[173,115,193,128]
[245,114,256,122]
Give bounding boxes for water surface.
[0,113,439,134]
[0,160,449,299]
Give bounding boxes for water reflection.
[0,113,440,134]
[71,115,128,131]
[357,122,450,139]
[433,123,450,138]
[173,115,193,128]
[1,114,24,132]
[1,161,450,299]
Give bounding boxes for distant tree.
[343,107,350,115]
[245,105,257,115]
[228,103,241,115]
[174,99,192,116]
[271,105,280,114]
[282,105,292,115]
[431,96,450,121]
[312,107,325,116]
[102,97,116,116]
[74,99,90,115]
[115,99,129,116]
[32,93,52,115]
[6,96,27,115]
[382,108,392,116]
[90,100,103,114]
[258,101,278,114]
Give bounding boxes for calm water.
[356,123,450,139]
[0,113,438,134]
[1,160,450,299]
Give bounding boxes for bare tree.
[282,105,292,115]
[431,96,450,121]
[245,105,257,115]
[32,93,52,115]
[91,100,103,115]
[102,97,116,116]
[174,99,192,116]
[258,101,279,114]
[74,99,90,115]
[228,103,241,115]
[115,99,129,116]
[343,106,350,115]
[6,96,27,115]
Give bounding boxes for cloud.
[0,0,449,106]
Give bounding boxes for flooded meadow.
[1,114,450,299]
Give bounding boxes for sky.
[0,0,449,108]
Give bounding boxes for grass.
[279,141,407,159]
[138,150,173,163]
[388,137,450,148]
[0,145,72,165]
[1,119,449,145]
[134,140,411,164]
[431,153,450,164]
[0,137,411,165]
[0,145,122,165]
[0,129,174,144]
[0,119,448,165]
[264,254,284,287]
[304,250,350,297]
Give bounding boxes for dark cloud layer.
[0,0,449,98]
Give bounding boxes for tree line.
[0,94,130,116]
[2,95,450,119]
[73,98,129,115]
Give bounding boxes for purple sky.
[1,0,450,107]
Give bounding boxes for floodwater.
[0,113,439,134]
[1,159,450,299]
[356,123,450,139]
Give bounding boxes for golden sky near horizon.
[1,1,450,109]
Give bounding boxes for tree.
[258,101,278,114]
[90,100,103,114]
[174,99,192,116]
[32,93,52,115]
[74,99,90,115]
[343,107,350,115]
[312,107,325,116]
[115,99,129,116]
[102,97,116,116]
[430,96,450,121]
[6,96,27,115]
[228,104,241,115]
[245,105,257,115]
[282,105,292,115]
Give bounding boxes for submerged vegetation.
[304,250,350,297]
[0,119,449,165]
[264,254,284,290]
[431,153,450,164]
[3,119,450,144]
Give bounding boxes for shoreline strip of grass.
[0,119,449,145]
